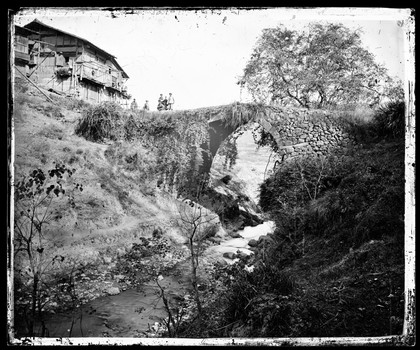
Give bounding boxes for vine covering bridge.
[176,102,355,176]
[135,102,355,192]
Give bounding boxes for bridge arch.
[200,103,355,177]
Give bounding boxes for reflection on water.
[36,277,189,338]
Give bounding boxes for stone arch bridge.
[198,102,355,176]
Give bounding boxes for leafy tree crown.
[239,23,402,108]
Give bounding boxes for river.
[25,126,276,338]
[29,220,275,338]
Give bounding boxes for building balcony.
[15,50,30,63]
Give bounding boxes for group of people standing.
[130,93,175,112]
[157,93,175,111]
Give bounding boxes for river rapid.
[30,220,275,338]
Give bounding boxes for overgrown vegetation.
[12,63,406,338]
[373,100,405,139]
[75,102,213,199]
[174,101,405,337]
[75,101,129,142]
[14,163,83,336]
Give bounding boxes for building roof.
[23,19,129,79]
[14,24,39,36]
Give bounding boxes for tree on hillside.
[175,176,219,328]
[238,23,403,109]
[13,164,83,336]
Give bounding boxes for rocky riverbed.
[20,220,275,338]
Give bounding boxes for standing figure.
[163,96,168,110]
[143,100,150,111]
[157,94,164,111]
[131,98,138,111]
[167,93,175,110]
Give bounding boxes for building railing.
[72,61,129,96]
[73,60,123,89]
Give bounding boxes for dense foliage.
[239,23,403,108]
[373,100,405,139]
[67,77,407,338]
[14,164,83,336]
[75,101,129,142]
[135,111,210,197]
[75,103,212,199]
[175,101,405,338]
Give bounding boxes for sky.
[13,7,411,110]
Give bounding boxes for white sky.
[13,7,411,110]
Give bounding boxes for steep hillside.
[13,79,199,248]
[12,78,226,332]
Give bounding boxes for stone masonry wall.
[256,107,355,161]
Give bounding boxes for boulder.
[105,286,120,295]
[230,231,242,239]
[223,252,237,260]
[236,251,249,260]
[215,257,228,266]
[248,239,259,247]
[208,236,222,244]
[220,175,232,184]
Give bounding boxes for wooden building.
[14,25,33,69]
[15,19,130,108]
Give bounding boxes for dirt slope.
[12,79,210,265]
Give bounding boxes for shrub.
[373,100,405,139]
[14,164,83,336]
[259,154,346,212]
[75,101,128,142]
[215,262,296,336]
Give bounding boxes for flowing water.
[29,221,275,338]
[206,221,275,264]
